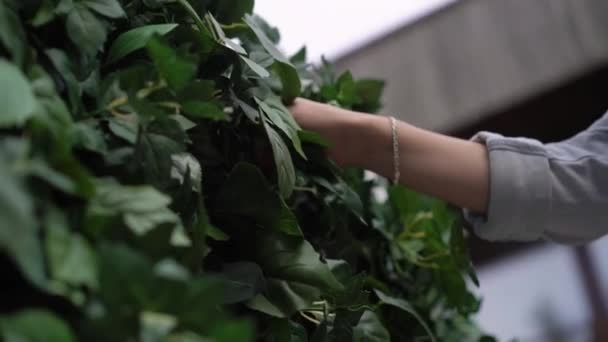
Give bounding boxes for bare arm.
[290,98,490,213]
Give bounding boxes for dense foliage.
[0,0,496,340]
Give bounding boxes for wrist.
[346,113,393,176]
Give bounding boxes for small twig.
[300,311,321,326]
[106,96,128,111]
[158,101,182,115]
[136,80,167,99]
[294,186,318,195]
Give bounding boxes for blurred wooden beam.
[336,0,608,132]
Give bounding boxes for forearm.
[351,114,490,213]
[290,98,490,213]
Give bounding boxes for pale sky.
[254,0,456,61]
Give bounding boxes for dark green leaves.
[354,79,385,112]
[352,311,390,342]
[256,95,307,198]
[246,231,343,317]
[205,12,246,54]
[241,55,270,78]
[245,14,301,102]
[0,141,45,287]
[256,95,305,159]
[0,59,36,127]
[451,224,480,287]
[375,290,436,342]
[216,163,301,236]
[244,15,290,65]
[182,101,228,121]
[254,232,343,291]
[147,35,198,91]
[84,0,125,18]
[218,262,265,304]
[131,118,187,188]
[265,123,296,199]
[0,310,77,342]
[88,182,185,245]
[107,24,178,64]
[0,2,26,66]
[46,209,98,289]
[66,5,107,56]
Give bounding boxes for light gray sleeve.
[464,113,608,245]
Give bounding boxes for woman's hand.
[289,98,387,167]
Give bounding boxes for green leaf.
[244,14,301,102]
[107,24,178,64]
[135,130,185,188]
[71,120,108,153]
[352,310,390,342]
[56,0,75,14]
[31,0,56,27]
[178,80,216,102]
[171,153,202,192]
[438,264,480,314]
[182,101,228,121]
[88,181,184,239]
[241,55,270,78]
[247,282,319,319]
[290,46,307,64]
[374,290,436,342]
[314,177,365,222]
[256,96,305,159]
[450,224,479,286]
[355,79,385,112]
[99,244,224,331]
[332,309,365,341]
[337,71,357,107]
[274,58,302,103]
[109,116,138,143]
[231,91,259,123]
[208,320,253,342]
[265,123,296,199]
[0,2,26,66]
[0,141,45,287]
[205,12,246,54]
[45,209,98,289]
[27,159,78,194]
[218,262,265,304]
[45,49,83,114]
[215,163,301,236]
[254,231,343,291]
[311,322,329,342]
[147,35,198,91]
[298,130,330,147]
[0,59,36,127]
[246,294,285,318]
[66,5,107,56]
[0,310,77,342]
[263,279,321,317]
[244,15,289,65]
[84,0,125,18]
[140,311,178,342]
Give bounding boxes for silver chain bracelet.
[389,116,400,185]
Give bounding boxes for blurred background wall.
[257,0,608,341]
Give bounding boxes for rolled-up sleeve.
[464,113,608,245]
